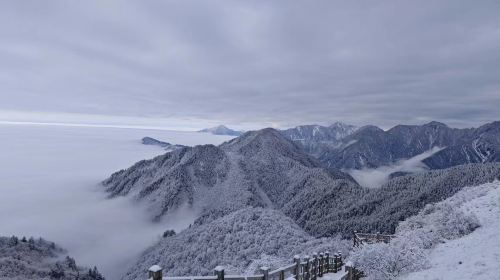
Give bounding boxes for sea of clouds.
[0,123,232,279]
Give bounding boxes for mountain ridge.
[284,121,500,170]
[103,127,359,224]
[280,122,358,157]
[141,137,187,151]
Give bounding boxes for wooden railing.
[341,231,396,280]
[148,252,345,280]
[353,231,394,247]
[341,263,363,280]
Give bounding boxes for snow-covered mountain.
[280,122,358,157]
[318,121,500,170]
[104,127,500,240]
[101,126,500,280]
[0,236,104,279]
[318,163,500,237]
[198,125,243,136]
[141,137,187,151]
[103,128,358,223]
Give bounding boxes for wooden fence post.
[334,254,340,273]
[353,231,358,247]
[279,269,285,280]
[303,255,310,280]
[324,252,329,273]
[346,265,352,280]
[318,253,323,277]
[294,255,301,280]
[148,265,162,280]
[214,266,225,280]
[260,266,269,280]
[312,253,317,280]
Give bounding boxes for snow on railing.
[147,251,344,280]
[352,230,395,247]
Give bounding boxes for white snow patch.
[342,139,358,148]
[318,271,348,280]
[400,181,500,280]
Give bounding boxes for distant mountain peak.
[424,121,448,128]
[329,121,356,129]
[213,125,230,130]
[199,125,243,136]
[356,125,384,132]
[141,136,187,151]
[280,122,358,157]
[222,127,305,156]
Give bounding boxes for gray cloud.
[0,0,499,129]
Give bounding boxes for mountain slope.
[402,181,500,280]
[310,163,500,237]
[103,128,359,225]
[122,208,350,280]
[423,121,500,169]
[103,145,239,221]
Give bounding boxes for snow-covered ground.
[402,181,500,280]
[0,123,233,279]
[318,271,348,280]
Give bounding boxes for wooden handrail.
[147,251,344,280]
[353,231,395,247]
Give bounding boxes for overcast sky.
[0,0,499,130]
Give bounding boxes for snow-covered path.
[317,272,347,280]
[402,181,500,280]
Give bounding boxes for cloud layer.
[349,147,444,188]
[0,124,232,279]
[1,1,499,129]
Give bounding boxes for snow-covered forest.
[0,235,104,279]
[349,181,500,280]
[123,208,350,279]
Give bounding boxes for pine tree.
[9,236,19,246]
[28,237,35,250]
[50,262,65,279]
